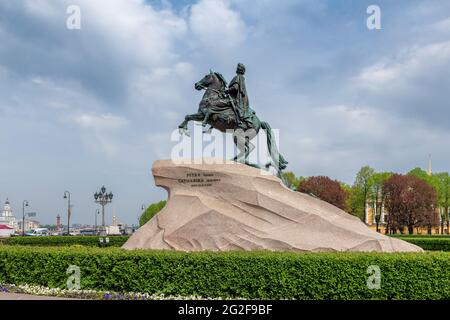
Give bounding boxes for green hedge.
[392,237,450,251]
[391,234,450,238]
[0,236,129,247]
[0,246,449,299]
[2,235,449,252]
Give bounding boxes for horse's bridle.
[198,84,222,95]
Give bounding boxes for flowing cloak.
[228,74,249,114]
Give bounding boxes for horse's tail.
[260,121,288,171]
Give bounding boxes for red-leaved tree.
[298,176,348,210]
[383,174,438,234]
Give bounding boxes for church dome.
[1,198,13,218]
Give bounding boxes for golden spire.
[427,154,432,176]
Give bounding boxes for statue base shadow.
[122,158,422,252]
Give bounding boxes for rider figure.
[224,63,254,128]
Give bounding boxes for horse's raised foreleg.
[178,112,205,136]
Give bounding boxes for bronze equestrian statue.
[178,63,288,181]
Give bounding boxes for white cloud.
[189,0,246,52]
[315,105,372,131]
[30,76,46,85]
[69,112,129,157]
[432,18,450,33]
[355,40,450,91]
[71,113,128,129]
[81,0,187,68]
[136,62,196,85]
[416,17,450,35]
[0,0,190,105]
[131,61,197,115]
[356,62,399,89]
[23,0,60,19]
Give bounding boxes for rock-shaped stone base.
[123,159,422,252]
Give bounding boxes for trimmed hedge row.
[393,237,450,251]
[0,236,129,247]
[1,235,449,252]
[391,234,450,238]
[0,246,449,299]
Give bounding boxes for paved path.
[0,292,76,300]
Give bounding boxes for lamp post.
[94,186,113,235]
[63,191,71,236]
[95,209,100,234]
[22,200,29,236]
[139,204,146,226]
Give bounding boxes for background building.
[18,219,40,233]
[365,204,442,235]
[0,198,17,230]
[365,159,444,235]
[56,214,61,232]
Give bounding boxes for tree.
[368,172,392,232]
[281,171,302,190]
[408,168,450,234]
[347,186,361,218]
[434,172,450,234]
[340,183,355,214]
[139,200,166,226]
[407,167,429,181]
[298,176,348,210]
[340,182,351,197]
[383,174,437,234]
[349,166,375,221]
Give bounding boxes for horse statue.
[178,70,288,180]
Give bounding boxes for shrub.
[0,246,448,299]
[0,236,129,247]
[392,236,450,251]
[391,234,450,238]
[139,201,166,226]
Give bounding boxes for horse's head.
[195,70,227,91]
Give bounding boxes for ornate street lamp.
[22,200,29,236]
[95,209,100,234]
[63,191,71,236]
[94,186,113,235]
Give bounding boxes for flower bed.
[0,283,216,300]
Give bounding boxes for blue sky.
[1,0,450,225]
